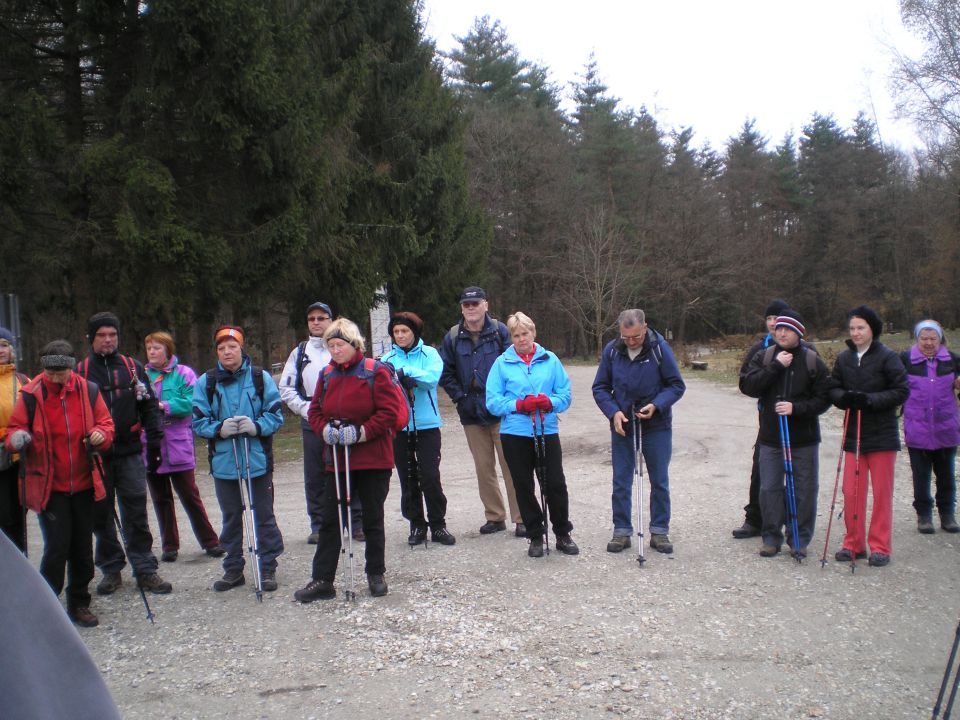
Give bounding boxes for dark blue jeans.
[611,428,672,535]
[214,473,284,573]
[908,446,957,517]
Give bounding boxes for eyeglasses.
[308,316,331,322]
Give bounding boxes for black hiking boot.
[294,579,335,603]
[650,534,673,554]
[408,526,427,546]
[205,544,226,557]
[367,574,388,597]
[868,553,891,567]
[480,520,506,534]
[515,523,527,538]
[758,543,781,557]
[918,515,936,534]
[732,522,761,539]
[940,512,960,533]
[528,538,544,558]
[834,548,867,562]
[261,570,278,592]
[431,527,456,545]
[555,534,580,555]
[161,550,178,562]
[213,570,245,592]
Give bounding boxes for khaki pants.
[462,423,521,523]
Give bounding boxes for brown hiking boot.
[69,606,99,628]
[96,572,122,596]
[137,573,173,594]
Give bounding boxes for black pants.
[0,464,25,552]
[743,436,763,528]
[311,467,390,581]
[393,428,447,530]
[93,454,158,575]
[302,423,362,533]
[37,489,96,610]
[500,433,572,538]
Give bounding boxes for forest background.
[1,0,958,372]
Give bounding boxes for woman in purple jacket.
[143,332,223,561]
[901,320,960,534]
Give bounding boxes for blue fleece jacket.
[486,344,571,436]
[380,339,443,431]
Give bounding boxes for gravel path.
[34,367,960,719]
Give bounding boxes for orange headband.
[214,326,245,347]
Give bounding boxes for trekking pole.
[851,409,862,574]
[405,386,425,549]
[18,455,27,557]
[342,439,357,600]
[633,403,646,567]
[820,409,850,568]
[777,412,802,563]
[88,446,153,623]
[933,617,960,719]
[328,431,354,601]
[530,410,550,556]
[236,438,263,602]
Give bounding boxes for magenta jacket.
[901,345,960,450]
[142,357,197,472]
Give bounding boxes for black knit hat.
[849,305,883,339]
[87,311,120,340]
[764,298,790,318]
[389,311,424,344]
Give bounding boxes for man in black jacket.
[740,310,831,558]
[79,312,171,595]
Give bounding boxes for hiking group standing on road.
[1,289,958,626]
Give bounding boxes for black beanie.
[764,298,790,318]
[388,311,424,344]
[87,311,120,340]
[849,305,883,339]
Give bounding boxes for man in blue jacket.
[592,309,686,555]
[193,326,285,592]
[439,287,522,536]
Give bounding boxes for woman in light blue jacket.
[486,312,577,558]
[381,312,455,547]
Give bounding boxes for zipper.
[62,395,74,494]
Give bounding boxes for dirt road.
[47,366,959,719]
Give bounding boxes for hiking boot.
[528,538,544,558]
[161,550,178,562]
[96,572,122,596]
[868,553,891,567]
[431,527,456,546]
[295,579,335,603]
[758,543,781,557]
[650,534,673,554]
[353,526,366,542]
[367,574,388,597]
[261,570,278,592]
[408,526,427,546]
[69,606,99,628]
[205,544,226,557]
[732,522,761,539]
[307,532,319,545]
[834,548,867,562]
[480,520,506,534]
[918,515,936,534]
[515,523,527,538]
[606,534,632,553]
[940,512,960,533]
[213,570,245,592]
[555,534,580,555]
[138,573,173,594]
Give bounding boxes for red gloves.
[516,394,552,413]
[517,395,539,413]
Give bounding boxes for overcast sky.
[421,0,925,153]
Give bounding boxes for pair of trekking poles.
[230,437,264,602]
[328,421,358,601]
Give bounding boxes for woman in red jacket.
[295,319,406,602]
[5,340,115,627]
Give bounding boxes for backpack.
[77,355,140,393]
[294,340,309,399]
[315,358,409,433]
[23,378,100,430]
[610,330,665,368]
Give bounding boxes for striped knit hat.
[774,309,805,338]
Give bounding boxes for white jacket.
[278,336,331,419]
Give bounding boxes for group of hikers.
[0,290,957,627]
